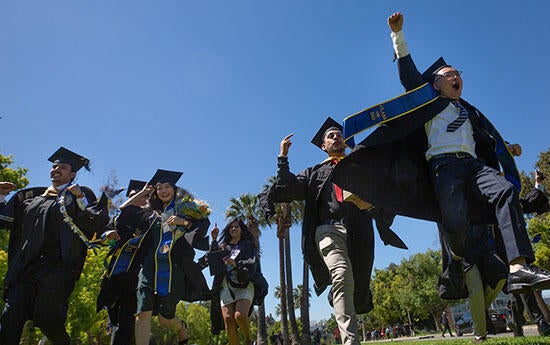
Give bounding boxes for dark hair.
[149,184,193,211]
[220,217,256,248]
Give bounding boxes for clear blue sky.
[1,1,549,324]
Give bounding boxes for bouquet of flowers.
[174,194,211,220]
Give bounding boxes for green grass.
[359,336,550,344]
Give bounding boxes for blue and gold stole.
[155,202,176,296]
[341,83,521,191]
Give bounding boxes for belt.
[319,218,344,226]
[431,152,473,160]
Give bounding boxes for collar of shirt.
[55,183,69,191]
[424,101,477,161]
[321,155,346,165]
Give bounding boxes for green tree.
[370,265,402,327]
[395,250,445,330]
[0,151,29,317]
[370,250,444,332]
[525,147,550,270]
[0,151,30,189]
[67,247,111,344]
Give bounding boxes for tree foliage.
[0,151,29,189]
[0,151,29,312]
[369,250,444,331]
[522,147,550,270]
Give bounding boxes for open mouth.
[452,81,460,90]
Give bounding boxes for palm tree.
[276,204,291,345]
[225,193,269,345]
[283,206,300,344]
[264,177,305,345]
[300,264,312,345]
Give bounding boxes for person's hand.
[67,184,84,198]
[508,143,522,156]
[223,257,236,268]
[138,184,154,197]
[211,223,219,240]
[104,230,121,241]
[166,215,189,227]
[0,182,17,195]
[388,12,404,33]
[280,133,294,157]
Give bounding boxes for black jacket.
[260,156,404,314]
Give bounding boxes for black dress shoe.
[508,264,550,292]
[538,319,550,336]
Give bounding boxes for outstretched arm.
[275,134,308,201]
[120,184,154,209]
[389,12,408,59]
[388,12,424,90]
[0,182,17,200]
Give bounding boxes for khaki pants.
[316,224,360,345]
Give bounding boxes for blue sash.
[155,231,172,296]
[476,113,521,191]
[343,83,440,146]
[342,84,521,191]
[155,202,175,296]
[106,233,147,277]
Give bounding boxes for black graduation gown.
[0,186,109,290]
[96,206,149,313]
[118,205,211,303]
[332,54,500,223]
[259,156,404,314]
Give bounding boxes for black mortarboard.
[421,57,451,84]
[48,147,90,172]
[126,179,147,197]
[311,117,343,149]
[148,169,183,186]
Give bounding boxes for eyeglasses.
[435,70,462,80]
[325,131,343,140]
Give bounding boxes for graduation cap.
[126,179,147,197]
[421,57,451,84]
[311,117,343,150]
[48,147,90,172]
[148,169,183,186]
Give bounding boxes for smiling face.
[155,183,175,206]
[433,66,462,100]
[321,129,346,156]
[228,221,242,242]
[50,163,76,187]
